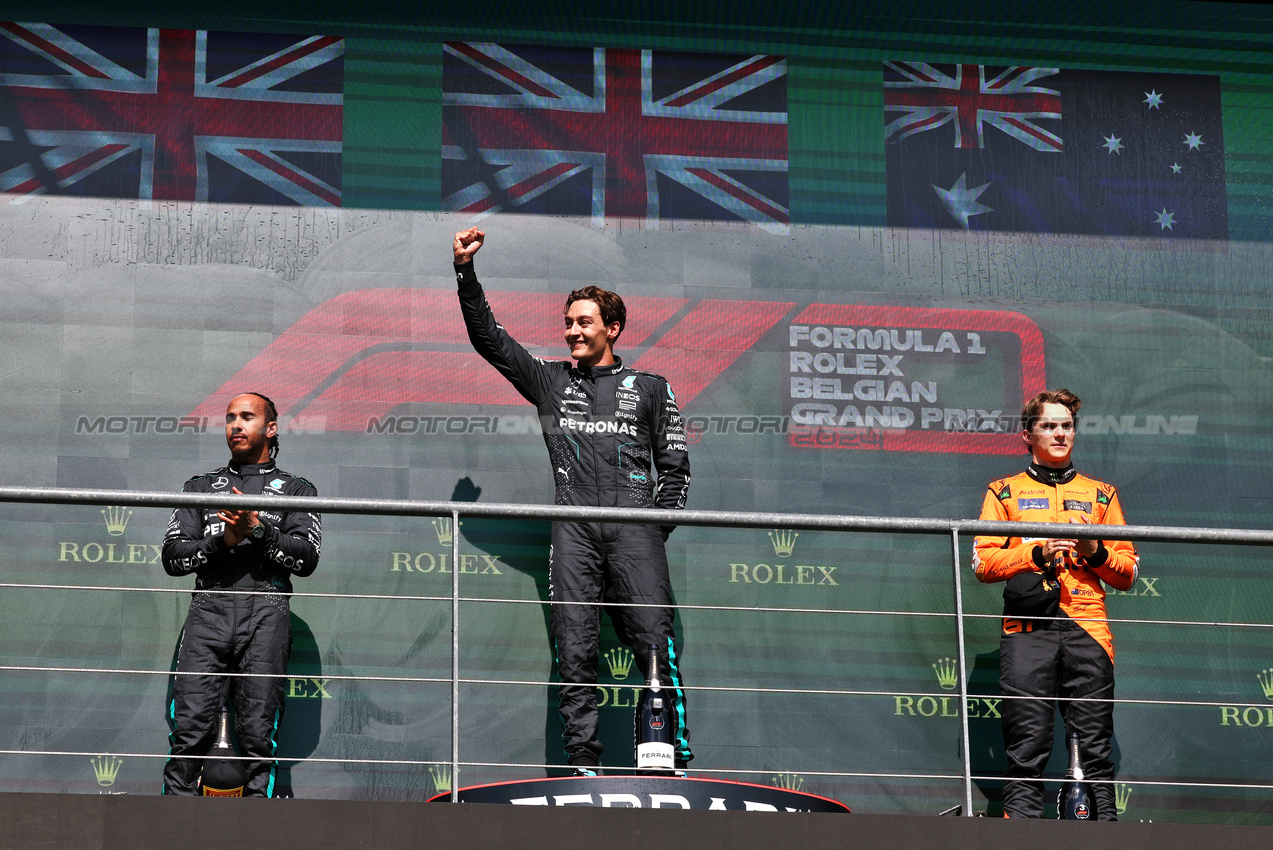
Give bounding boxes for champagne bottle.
[201,705,246,797]
[634,644,674,773]
[1057,731,1093,820]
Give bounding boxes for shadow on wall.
[275,611,322,798]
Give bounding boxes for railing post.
[950,526,974,816]
[450,508,461,802]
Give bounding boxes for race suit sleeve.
[255,478,322,578]
[650,377,691,513]
[1081,488,1138,592]
[971,484,1042,584]
[455,261,556,405]
[161,480,229,577]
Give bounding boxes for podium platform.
[3,791,1273,849]
[426,774,850,812]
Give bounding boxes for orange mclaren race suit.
[973,462,1138,820]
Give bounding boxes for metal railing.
[0,484,1271,814]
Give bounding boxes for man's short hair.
[564,286,626,342]
[238,391,281,458]
[1020,388,1082,444]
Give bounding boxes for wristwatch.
[248,521,270,542]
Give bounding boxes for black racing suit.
[456,261,692,766]
[161,461,321,796]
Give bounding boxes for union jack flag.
[0,22,343,204]
[884,62,1062,152]
[442,43,788,230]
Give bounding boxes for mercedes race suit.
[973,462,1138,819]
[161,460,321,796]
[456,262,692,766]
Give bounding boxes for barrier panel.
[0,485,1269,821]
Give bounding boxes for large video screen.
[0,1,1270,822]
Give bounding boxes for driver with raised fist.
[453,227,692,775]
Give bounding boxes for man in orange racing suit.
[973,388,1138,819]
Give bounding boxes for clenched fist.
[454,227,484,264]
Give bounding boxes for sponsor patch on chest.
[559,418,636,435]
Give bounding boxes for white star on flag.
[932,172,992,229]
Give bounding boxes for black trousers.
[549,521,690,765]
[999,617,1117,819]
[163,591,291,797]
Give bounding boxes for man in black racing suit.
[161,392,321,796]
[454,227,692,772]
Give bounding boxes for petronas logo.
[932,657,958,691]
[1114,782,1132,815]
[772,772,804,792]
[101,506,133,537]
[432,518,456,546]
[604,647,634,680]
[768,529,798,558]
[91,755,122,786]
[429,764,453,794]
[1258,669,1273,700]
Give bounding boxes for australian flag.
[442,43,788,230]
[0,22,343,205]
[884,63,1227,239]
